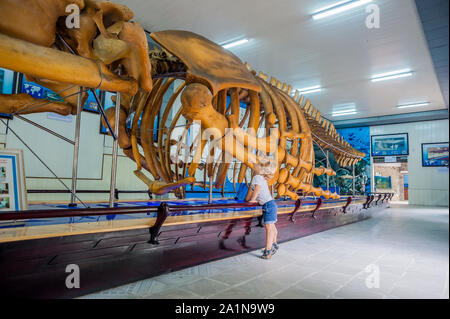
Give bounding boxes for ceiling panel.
[415,0,449,108]
[116,0,447,120]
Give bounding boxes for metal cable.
[1,119,89,208]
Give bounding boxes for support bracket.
[342,196,352,214]
[311,198,323,220]
[363,195,371,209]
[375,194,382,206]
[367,194,375,208]
[148,202,169,244]
[290,198,303,222]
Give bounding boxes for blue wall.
[337,126,371,193]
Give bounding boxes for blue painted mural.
[337,126,371,194]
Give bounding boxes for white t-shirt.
[250,175,273,205]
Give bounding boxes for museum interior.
[0,0,448,301]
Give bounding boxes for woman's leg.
[265,224,274,250]
[272,224,278,245]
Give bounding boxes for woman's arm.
[244,187,254,202]
[247,185,261,203]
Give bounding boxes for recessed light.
[222,38,249,49]
[397,102,430,109]
[371,69,413,82]
[312,0,372,20]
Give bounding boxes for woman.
[245,161,279,259]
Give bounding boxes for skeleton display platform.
[0,194,392,298]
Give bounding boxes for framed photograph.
[0,149,28,211]
[371,133,409,157]
[422,142,449,167]
[374,176,392,189]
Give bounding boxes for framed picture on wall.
[83,89,101,114]
[422,142,449,167]
[20,74,77,123]
[371,133,409,157]
[21,75,62,102]
[0,149,28,211]
[374,176,392,189]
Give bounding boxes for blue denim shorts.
[262,200,277,224]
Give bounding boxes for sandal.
[261,243,279,254]
[260,248,275,259]
[273,242,279,251]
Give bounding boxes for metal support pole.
[208,174,213,204]
[352,164,356,195]
[109,91,121,208]
[326,150,330,190]
[69,87,83,207]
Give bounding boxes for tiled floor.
[80,204,449,299]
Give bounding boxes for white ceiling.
[116,0,447,120]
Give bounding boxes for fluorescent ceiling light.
[299,85,322,94]
[312,0,372,20]
[333,109,356,114]
[332,111,357,116]
[222,38,249,49]
[332,104,357,116]
[371,69,413,82]
[397,102,430,109]
[292,85,322,95]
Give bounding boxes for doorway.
[372,161,408,202]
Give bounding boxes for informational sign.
[0,149,28,211]
[384,156,397,163]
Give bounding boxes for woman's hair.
[255,160,275,179]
